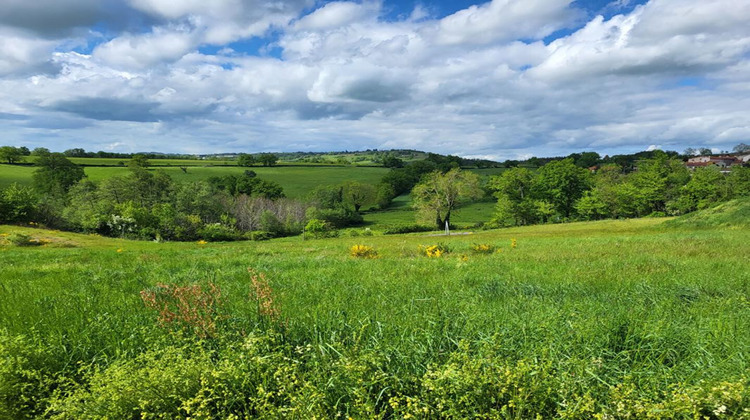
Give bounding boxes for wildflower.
[471,243,496,254]
[511,238,517,249]
[116,248,123,253]
[419,244,449,258]
[350,244,378,259]
[197,240,208,245]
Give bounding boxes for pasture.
[1,216,748,418]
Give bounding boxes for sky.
[1,0,749,160]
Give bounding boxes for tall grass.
[0,218,748,418]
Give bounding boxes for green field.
[0,164,390,199]
[1,215,748,418]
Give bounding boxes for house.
[685,155,742,172]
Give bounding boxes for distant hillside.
[664,197,750,229]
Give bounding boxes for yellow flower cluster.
[420,245,447,258]
[511,238,517,249]
[197,240,208,245]
[471,243,498,254]
[350,244,378,259]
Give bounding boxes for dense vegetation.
[1,210,748,418]
[490,152,750,227]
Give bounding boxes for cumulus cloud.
[0,29,59,76]
[93,27,197,69]
[0,0,749,159]
[434,0,579,45]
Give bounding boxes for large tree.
[0,146,24,164]
[341,181,377,213]
[535,158,592,219]
[412,168,482,229]
[257,153,278,167]
[489,167,543,226]
[32,153,85,194]
[237,153,256,167]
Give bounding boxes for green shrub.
[197,223,240,242]
[382,224,433,235]
[0,331,63,419]
[304,218,336,239]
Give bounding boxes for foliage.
[535,158,592,219]
[257,153,279,167]
[0,146,24,164]
[0,183,37,224]
[381,224,434,234]
[341,181,377,213]
[419,243,451,258]
[127,154,150,169]
[412,168,483,229]
[237,153,256,167]
[32,153,85,195]
[304,218,335,239]
[349,244,378,259]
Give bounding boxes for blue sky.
[0,0,748,159]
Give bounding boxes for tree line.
[490,152,749,227]
[0,151,380,240]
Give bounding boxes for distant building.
[685,155,743,173]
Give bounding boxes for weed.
[350,244,378,259]
[248,268,281,323]
[471,243,497,254]
[140,282,224,339]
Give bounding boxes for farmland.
[1,211,748,418]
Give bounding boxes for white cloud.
[93,27,197,69]
[0,0,749,159]
[434,0,579,45]
[294,1,379,31]
[0,28,58,76]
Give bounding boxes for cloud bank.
[0,0,749,159]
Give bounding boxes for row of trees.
[1,152,392,240]
[490,153,749,226]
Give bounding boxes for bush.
[382,224,434,235]
[304,218,336,239]
[246,230,274,241]
[197,223,240,242]
[350,245,378,259]
[0,331,63,418]
[419,243,451,258]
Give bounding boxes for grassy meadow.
[0,163,389,199]
[1,214,748,418]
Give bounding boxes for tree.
[0,183,37,223]
[683,147,696,156]
[31,147,51,156]
[128,154,150,169]
[237,153,256,167]
[412,168,482,229]
[672,166,727,213]
[535,159,592,219]
[341,181,377,213]
[733,143,750,154]
[32,153,85,194]
[698,147,712,156]
[382,155,404,168]
[0,146,24,164]
[489,167,540,226]
[63,148,88,157]
[258,153,278,167]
